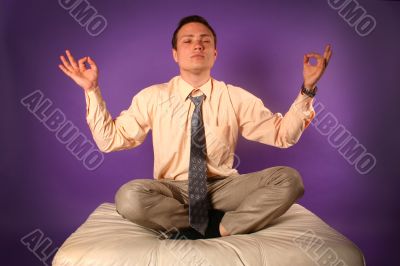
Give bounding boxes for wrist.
[301,83,317,98]
[303,82,316,90]
[85,82,99,92]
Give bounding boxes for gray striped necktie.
[188,94,209,236]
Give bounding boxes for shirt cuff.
[290,91,316,126]
[84,86,105,117]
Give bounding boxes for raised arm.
[232,45,332,148]
[58,50,151,152]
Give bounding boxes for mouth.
[191,54,205,59]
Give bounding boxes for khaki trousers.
[115,166,304,235]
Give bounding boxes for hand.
[303,44,332,89]
[58,50,99,92]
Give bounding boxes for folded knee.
[115,180,151,222]
[277,166,305,198]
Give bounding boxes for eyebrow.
[180,34,212,38]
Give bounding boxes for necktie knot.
[190,94,205,107]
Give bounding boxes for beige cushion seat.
[52,203,365,266]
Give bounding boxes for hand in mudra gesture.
[58,50,99,92]
[303,44,332,89]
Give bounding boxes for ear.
[172,49,178,63]
[214,49,218,60]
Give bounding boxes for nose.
[194,40,204,51]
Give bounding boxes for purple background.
[2,0,399,265]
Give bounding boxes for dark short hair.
[172,15,217,50]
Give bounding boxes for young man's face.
[172,22,217,75]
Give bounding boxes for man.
[58,15,332,240]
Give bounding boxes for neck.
[180,69,211,88]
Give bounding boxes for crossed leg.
[115,166,304,236]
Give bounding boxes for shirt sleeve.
[84,86,152,153]
[230,86,315,148]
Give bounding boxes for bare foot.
[219,223,231,237]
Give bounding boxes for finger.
[325,46,333,65]
[78,57,87,72]
[323,44,331,59]
[66,50,79,69]
[58,64,71,77]
[323,45,332,62]
[316,55,325,68]
[305,53,324,66]
[87,56,98,72]
[305,53,322,66]
[303,54,309,64]
[305,52,321,58]
[60,55,74,72]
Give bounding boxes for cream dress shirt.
[85,76,315,180]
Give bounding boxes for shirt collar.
[177,76,212,102]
